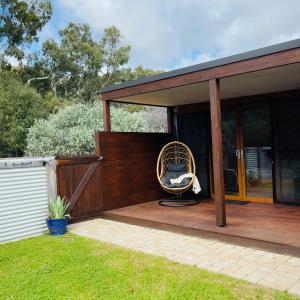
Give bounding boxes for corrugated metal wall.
[0,158,54,243]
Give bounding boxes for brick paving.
[69,218,300,297]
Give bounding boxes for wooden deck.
[103,200,300,256]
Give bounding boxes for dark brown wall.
[56,132,171,221]
[96,132,171,211]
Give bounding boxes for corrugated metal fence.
[0,157,55,243]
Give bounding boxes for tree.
[0,70,56,157]
[121,65,163,81]
[26,101,148,156]
[26,23,131,101]
[110,65,164,112]
[0,0,52,66]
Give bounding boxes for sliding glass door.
[242,107,273,201]
[178,100,300,205]
[222,111,241,197]
[274,101,300,204]
[222,106,273,203]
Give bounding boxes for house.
[58,38,300,253]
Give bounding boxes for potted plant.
[46,196,70,236]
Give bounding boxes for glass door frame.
[223,105,273,204]
[223,109,244,201]
[272,98,300,204]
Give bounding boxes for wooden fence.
[56,132,170,221]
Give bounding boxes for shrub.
[0,71,49,157]
[26,101,148,156]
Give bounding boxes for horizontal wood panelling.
[57,133,171,221]
[56,155,100,166]
[101,48,300,101]
[96,132,171,211]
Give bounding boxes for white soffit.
[114,62,300,106]
[115,81,209,106]
[221,62,300,99]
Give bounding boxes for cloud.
[6,56,20,67]
[173,53,216,70]
[46,0,300,70]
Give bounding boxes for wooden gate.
[56,132,170,221]
[56,155,102,221]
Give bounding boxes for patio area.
[102,200,300,255]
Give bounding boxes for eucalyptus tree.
[27,23,131,102]
[0,0,52,67]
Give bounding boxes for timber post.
[209,78,226,227]
[102,100,111,131]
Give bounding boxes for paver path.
[69,218,300,297]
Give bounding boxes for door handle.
[240,149,245,176]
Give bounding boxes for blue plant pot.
[46,218,67,236]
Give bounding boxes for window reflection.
[243,108,273,198]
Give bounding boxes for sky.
[32,0,300,71]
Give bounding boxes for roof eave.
[99,38,300,94]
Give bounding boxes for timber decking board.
[103,200,300,249]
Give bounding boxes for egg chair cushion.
[161,171,192,188]
[166,163,186,172]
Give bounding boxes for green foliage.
[110,66,164,112]
[17,62,52,94]
[27,23,131,101]
[0,70,56,157]
[42,92,73,113]
[143,106,168,132]
[0,0,52,63]
[48,196,69,219]
[0,234,296,299]
[111,102,146,113]
[125,65,163,81]
[0,7,164,157]
[25,23,162,102]
[26,101,148,156]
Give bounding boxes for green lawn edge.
[0,233,298,300]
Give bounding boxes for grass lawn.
[0,234,297,300]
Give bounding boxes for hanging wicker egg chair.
[156,141,199,206]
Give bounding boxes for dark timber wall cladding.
[96,132,171,211]
[56,132,170,221]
